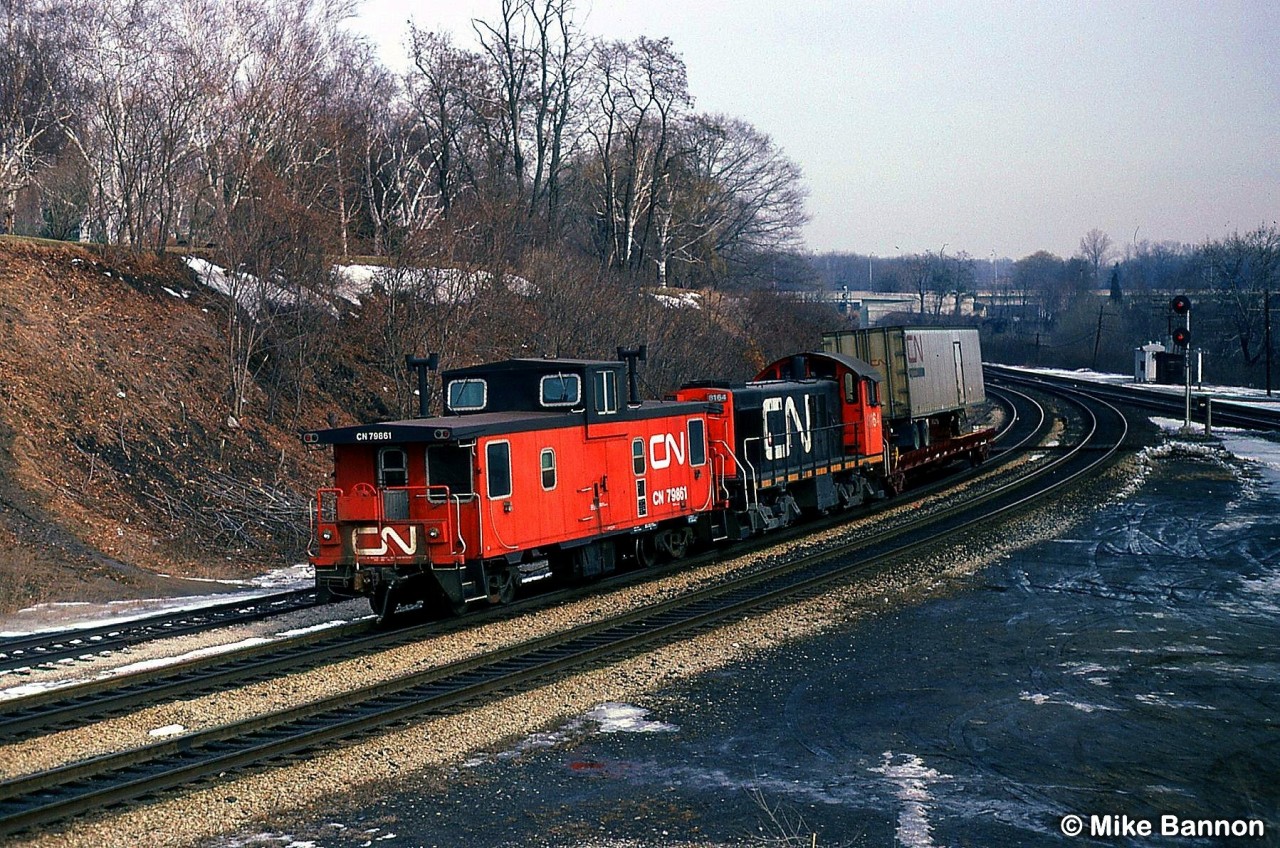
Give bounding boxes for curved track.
[0,380,1126,839]
[986,364,1280,432]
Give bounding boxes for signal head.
[1171,295,1191,315]
[1172,327,1191,348]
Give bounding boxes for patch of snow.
[462,702,676,768]
[0,564,313,639]
[1018,691,1116,713]
[148,724,185,737]
[871,751,948,848]
[650,290,702,310]
[583,702,678,734]
[273,620,351,639]
[330,264,535,305]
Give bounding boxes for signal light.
[1171,295,1191,314]
[1172,327,1191,348]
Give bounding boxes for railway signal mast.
[1171,295,1192,430]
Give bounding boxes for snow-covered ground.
[1006,364,1280,407]
[0,563,315,639]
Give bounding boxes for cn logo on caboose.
[352,526,419,556]
[649,432,687,469]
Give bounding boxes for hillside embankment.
[0,238,337,613]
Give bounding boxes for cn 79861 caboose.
[302,357,715,618]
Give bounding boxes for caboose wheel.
[488,567,518,605]
[633,535,657,569]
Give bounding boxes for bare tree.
[583,36,690,274]
[0,0,76,234]
[1205,224,1280,376]
[1078,228,1114,287]
[656,114,807,289]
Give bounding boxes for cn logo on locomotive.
[649,432,687,469]
[762,395,813,460]
[352,525,419,556]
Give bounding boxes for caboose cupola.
[441,357,628,420]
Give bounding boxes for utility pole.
[1092,304,1104,371]
[1266,285,1273,397]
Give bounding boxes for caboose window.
[426,443,473,500]
[688,419,707,466]
[486,441,512,499]
[592,369,617,415]
[378,447,408,487]
[540,373,581,407]
[448,378,487,412]
[540,448,557,490]
[632,438,646,474]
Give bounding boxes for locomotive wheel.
[488,567,518,605]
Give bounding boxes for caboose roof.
[301,399,710,445]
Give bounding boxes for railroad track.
[986,364,1280,432]
[0,589,323,675]
[0,381,1120,838]
[0,382,1040,744]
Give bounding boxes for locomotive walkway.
[0,379,1130,838]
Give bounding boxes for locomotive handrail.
[739,436,762,510]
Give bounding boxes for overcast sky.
[349,0,1279,261]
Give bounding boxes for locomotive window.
[688,419,707,466]
[593,369,618,415]
[378,447,408,488]
[540,448,557,490]
[540,373,581,407]
[485,441,512,499]
[426,444,473,500]
[632,438,646,475]
[448,378,487,412]
[866,378,881,407]
[843,373,856,403]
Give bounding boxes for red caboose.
[303,357,714,618]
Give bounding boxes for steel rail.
[0,383,1118,839]
[0,590,323,674]
[986,364,1280,432]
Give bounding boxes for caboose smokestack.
[617,344,647,407]
[405,353,440,417]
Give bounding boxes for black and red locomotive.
[302,330,992,618]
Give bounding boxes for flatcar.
[302,335,993,619]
